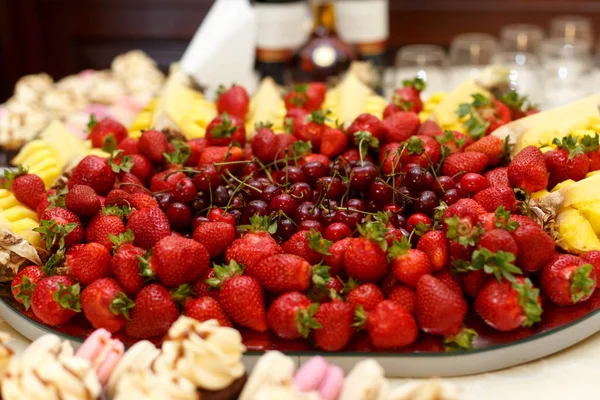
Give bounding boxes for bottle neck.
[312,1,336,35]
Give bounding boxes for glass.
[448,33,499,89]
[491,51,543,105]
[540,38,593,107]
[550,15,594,46]
[394,44,447,98]
[500,24,545,54]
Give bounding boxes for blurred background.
[2,0,600,107]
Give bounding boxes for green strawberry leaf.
[102,134,118,153]
[306,109,331,125]
[108,229,135,252]
[87,114,98,131]
[47,187,68,209]
[296,303,322,338]
[352,304,368,329]
[108,150,133,173]
[14,275,36,310]
[444,215,484,247]
[210,112,238,139]
[391,94,414,111]
[357,221,389,251]
[254,121,273,131]
[443,326,478,351]
[42,249,65,276]
[470,248,522,282]
[238,215,276,234]
[307,229,332,256]
[494,206,519,231]
[109,292,135,319]
[137,252,156,281]
[580,133,600,153]
[2,165,28,189]
[552,134,585,159]
[311,263,331,289]
[388,236,411,259]
[102,205,132,219]
[571,263,595,303]
[33,220,78,250]
[291,140,312,159]
[163,140,191,165]
[513,278,543,327]
[53,282,81,312]
[206,260,244,288]
[170,284,193,304]
[406,136,425,155]
[402,76,426,92]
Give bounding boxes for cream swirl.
[154,317,246,391]
[113,366,198,400]
[13,73,54,104]
[2,335,101,400]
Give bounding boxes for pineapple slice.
[431,79,492,130]
[3,206,38,222]
[246,77,286,134]
[129,97,158,137]
[556,207,600,252]
[326,73,375,125]
[419,92,447,122]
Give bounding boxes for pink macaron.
[76,329,125,385]
[295,356,344,400]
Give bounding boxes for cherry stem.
[225,170,262,193]
[224,173,253,212]
[118,182,156,195]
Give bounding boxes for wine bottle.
[255,0,307,85]
[291,0,356,84]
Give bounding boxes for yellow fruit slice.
[247,77,286,134]
[0,196,19,211]
[3,206,38,222]
[11,218,39,233]
[130,98,158,135]
[556,207,600,252]
[431,79,492,130]
[0,189,12,200]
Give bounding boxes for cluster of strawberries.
[6,78,600,352]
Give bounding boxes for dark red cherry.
[193,164,222,191]
[274,166,306,185]
[414,190,438,215]
[295,203,321,223]
[302,162,328,186]
[288,182,313,203]
[324,222,352,241]
[369,180,393,203]
[191,214,210,232]
[166,202,192,230]
[350,164,377,191]
[268,194,298,216]
[155,192,174,210]
[298,220,324,233]
[212,186,230,207]
[433,175,455,196]
[316,176,346,200]
[441,188,461,205]
[347,198,365,212]
[276,218,297,241]
[208,208,236,225]
[261,184,284,203]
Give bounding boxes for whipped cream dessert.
[113,365,198,400]
[389,380,461,400]
[252,384,321,400]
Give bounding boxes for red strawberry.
[442,200,485,247]
[193,221,236,258]
[11,265,45,310]
[38,207,84,249]
[416,275,468,337]
[126,206,171,250]
[416,230,449,271]
[149,170,185,193]
[125,283,180,338]
[198,146,244,173]
[68,155,116,195]
[460,269,489,297]
[360,300,418,349]
[378,142,403,175]
[382,111,420,143]
[65,242,112,285]
[399,135,441,168]
[434,269,464,297]
[324,237,352,277]
[251,123,279,163]
[284,108,310,137]
[456,95,511,138]
[208,261,268,332]
[544,135,590,188]
[442,152,488,178]
[81,277,133,333]
[472,186,517,213]
[192,269,219,300]
[389,237,431,288]
[65,184,101,218]
[344,221,389,282]
[435,130,472,154]
[31,275,81,326]
[111,243,147,295]
[225,216,283,275]
[475,277,542,331]
[345,282,384,312]
[127,154,153,185]
[86,207,127,251]
[347,113,385,142]
[267,292,320,339]
[105,189,131,208]
[297,110,328,150]
[541,255,596,306]
[507,146,548,192]
[390,77,425,113]
[206,113,247,147]
[581,133,600,171]
[511,224,555,272]
[186,138,207,167]
[313,300,355,351]
[4,168,45,209]
[119,173,147,194]
[509,214,539,229]
[36,189,55,218]
[138,130,169,163]
[88,117,128,152]
[284,83,326,112]
[184,296,232,328]
[128,193,158,209]
[478,229,518,258]
[320,126,348,157]
[484,167,511,188]
[116,137,139,155]
[216,84,250,119]
[282,229,332,265]
[252,253,328,294]
[581,251,600,284]
[464,135,507,166]
[417,120,443,137]
[388,284,416,315]
[151,235,209,287]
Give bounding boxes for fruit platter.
[2,54,600,377]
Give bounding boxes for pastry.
[75,328,124,385]
[339,359,390,400]
[388,380,461,400]
[0,332,14,377]
[107,340,161,398]
[239,351,297,400]
[113,366,198,400]
[295,356,345,400]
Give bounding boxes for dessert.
[295,356,344,400]
[112,367,198,400]
[75,328,124,385]
[239,351,297,400]
[388,380,461,400]
[0,332,14,377]
[107,340,161,398]
[339,359,390,400]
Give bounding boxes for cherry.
[295,203,321,223]
[239,162,260,178]
[212,186,230,207]
[423,171,434,188]
[395,186,414,206]
[454,183,467,198]
[155,192,174,210]
[460,173,489,195]
[334,209,360,230]
[365,199,379,213]
[302,162,328,186]
[298,220,324,233]
[193,165,221,191]
[321,207,337,226]
[369,180,393,203]
[441,188,461,205]
[288,182,313,203]
[191,214,210,232]
[208,208,236,225]
[229,209,243,224]
[242,200,268,224]
[414,190,438,215]
[274,166,306,185]
[268,194,297,216]
[324,222,352,241]
[406,213,432,232]
[405,166,428,193]
[166,202,192,230]
[395,214,407,229]
[261,184,284,203]
[350,164,377,191]
[276,218,297,241]
[191,197,208,214]
[384,204,402,214]
[244,179,266,200]
[347,198,365,212]
[433,175,455,196]
[316,176,346,200]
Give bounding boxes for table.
[0,319,597,399]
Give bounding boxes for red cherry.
[298,220,324,233]
[460,173,488,195]
[173,177,197,203]
[324,222,352,241]
[166,202,192,229]
[406,213,432,231]
[208,208,236,225]
[191,215,210,232]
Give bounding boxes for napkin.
[180,0,258,98]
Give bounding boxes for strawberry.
[267,292,320,339]
[544,135,590,188]
[417,120,443,137]
[581,133,600,171]
[416,230,449,271]
[459,269,489,297]
[184,296,232,328]
[128,193,158,210]
[206,113,247,147]
[86,207,128,251]
[399,135,441,168]
[37,207,84,250]
[511,224,555,272]
[478,229,518,258]
[127,154,153,185]
[378,142,403,175]
[65,184,101,218]
[225,215,283,275]
[198,146,244,173]
[65,242,112,285]
[87,116,128,152]
[389,236,431,288]
[416,275,468,338]
[581,251,600,284]
[285,83,327,112]
[434,269,464,297]
[442,200,485,247]
[297,110,328,150]
[541,255,596,306]
[344,221,389,282]
[11,265,45,310]
[3,167,45,209]
[68,155,116,195]
[125,283,180,338]
[138,130,169,163]
[282,229,332,265]
[251,123,280,163]
[442,152,488,178]
[192,269,219,300]
[345,282,384,312]
[149,170,185,193]
[81,277,134,333]
[186,138,207,167]
[313,300,355,351]
[472,186,517,212]
[347,113,385,142]
[216,84,250,119]
[193,221,235,258]
[324,237,352,277]
[36,189,56,218]
[119,173,147,194]
[509,214,539,229]
[455,94,511,139]
[357,300,418,349]
[151,235,209,287]
[116,137,139,155]
[464,135,507,166]
[31,275,81,326]
[253,253,329,294]
[484,167,511,188]
[389,77,425,113]
[207,261,268,332]
[388,284,416,315]
[105,189,131,208]
[126,206,171,250]
[320,126,348,157]
[507,146,548,192]
[381,111,420,143]
[111,242,147,295]
[284,108,310,137]
[475,277,542,331]
[435,130,471,155]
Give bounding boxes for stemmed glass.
[448,33,499,89]
[394,45,447,98]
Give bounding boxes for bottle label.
[335,0,389,44]
[255,3,308,51]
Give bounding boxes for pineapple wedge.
[129,97,158,138]
[324,73,386,125]
[430,79,493,131]
[246,77,287,134]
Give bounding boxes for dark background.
[2,0,600,101]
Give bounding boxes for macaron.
[295,356,344,400]
[75,329,124,385]
[239,351,296,400]
[339,359,390,400]
[107,340,160,398]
